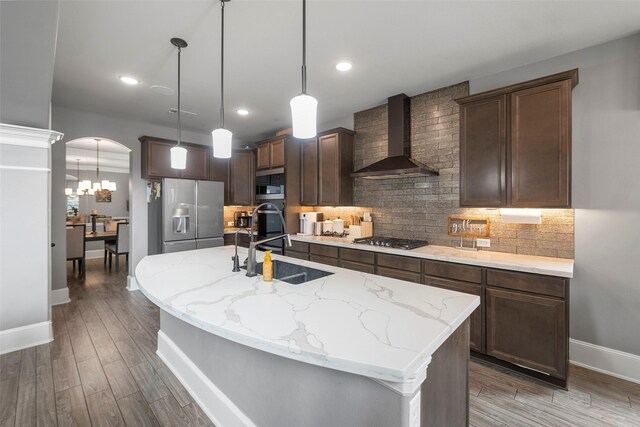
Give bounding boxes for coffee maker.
[234,211,253,228]
[299,212,323,235]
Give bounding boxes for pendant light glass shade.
[102,180,110,189]
[170,145,188,169]
[65,188,73,195]
[107,182,117,192]
[79,180,92,191]
[212,128,232,158]
[290,93,318,138]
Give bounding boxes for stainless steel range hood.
[351,93,438,179]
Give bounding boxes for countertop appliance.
[353,236,428,250]
[299,212,322,235]
[234,211,253,228]
[148,178,224,254]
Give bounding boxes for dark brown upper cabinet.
[456,69,578,208]
[301,128,355,206]
[210,157,229,204]
[140,136,210,180]
[228,150,255,206]
[256,136,286,170]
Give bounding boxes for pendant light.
[170,37,188,169]
[290,0,317,139]
[212,0,232,159]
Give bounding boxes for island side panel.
[421,319,470,427]
[159,311,416,427]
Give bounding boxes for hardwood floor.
[1,259,214,427]
[1,258,639,426]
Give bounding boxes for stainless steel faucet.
[231,228,250,272]
[245,203,292,277]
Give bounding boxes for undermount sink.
[242,260,333,285]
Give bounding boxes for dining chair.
[106,222,129,272]
[104,220,122,265]
[66,224,86,277]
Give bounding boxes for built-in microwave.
[256,167,285,200]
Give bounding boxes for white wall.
[470,34,640,357]
[51,105,214,290]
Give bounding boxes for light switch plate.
[476,238,491,248]
[227,221,234,227]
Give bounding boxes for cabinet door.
[256,142,270,170]
[425,275,482,352]
[229,151,255,205]
[486,287,566,378]
[301,138,318,205]
[318,133,340,206]
[182,145,210,180]
[459,95,507,207]
[376,266,421,284]
[510,80,571,207]
[144,140,181,179]
[270,138,285,168]
[210,157,229,204]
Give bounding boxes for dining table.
[85,231,117,242]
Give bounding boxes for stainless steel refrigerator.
[148,179,224,254]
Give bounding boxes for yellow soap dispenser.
[263,250,273,282]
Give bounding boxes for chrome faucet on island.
[235,202,291,277]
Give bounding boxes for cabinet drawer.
[339,247,375,264]
[286,250,309,261]
[289,241,309,253]
[309,244,339,259]
[487,269,566,298]
[309,254,339,267]
[376,266,421,284]
[424,260,482,284]
[340,260,375,274]
[377,253,421,273]
[223,234,235,246]
[425,275,482,352]
[486,287,566,378]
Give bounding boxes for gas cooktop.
[352,236,428,250]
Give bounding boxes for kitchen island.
[136,246,479,427]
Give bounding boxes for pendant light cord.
[220,0,225,129]
[177,46,182,146]
[301,0,307,94]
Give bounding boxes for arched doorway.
[64,137,131,276]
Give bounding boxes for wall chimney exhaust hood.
[351,93,438,179]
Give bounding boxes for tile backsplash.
[350,82,574,259]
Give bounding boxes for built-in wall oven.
[256,200,285,255]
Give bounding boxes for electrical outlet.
[409,391,421,427]
[227,221,235,227]
[476,238,491,248]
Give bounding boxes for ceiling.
[66,138,131,174]
[52,1,640,146]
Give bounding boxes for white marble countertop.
[292,235,574,278]
[135,246,479,386]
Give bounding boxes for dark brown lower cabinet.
[309,254,339,267]
[425,275,482,353]
[376,266,421,284]
[223,233,250,248]
[486,287,566,379]
[339,260,375,274]
[285,250,309,261]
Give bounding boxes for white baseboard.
[570,339,640,385]
[157,330,256,427]
[51,287,70,305]
[127,275,139,291]
[86,249,104,259]
[0,321,53,355]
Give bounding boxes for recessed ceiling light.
[335,61,352,72]
[236,108,249,116]
[150,85,174,96]
[119,75,139,85]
